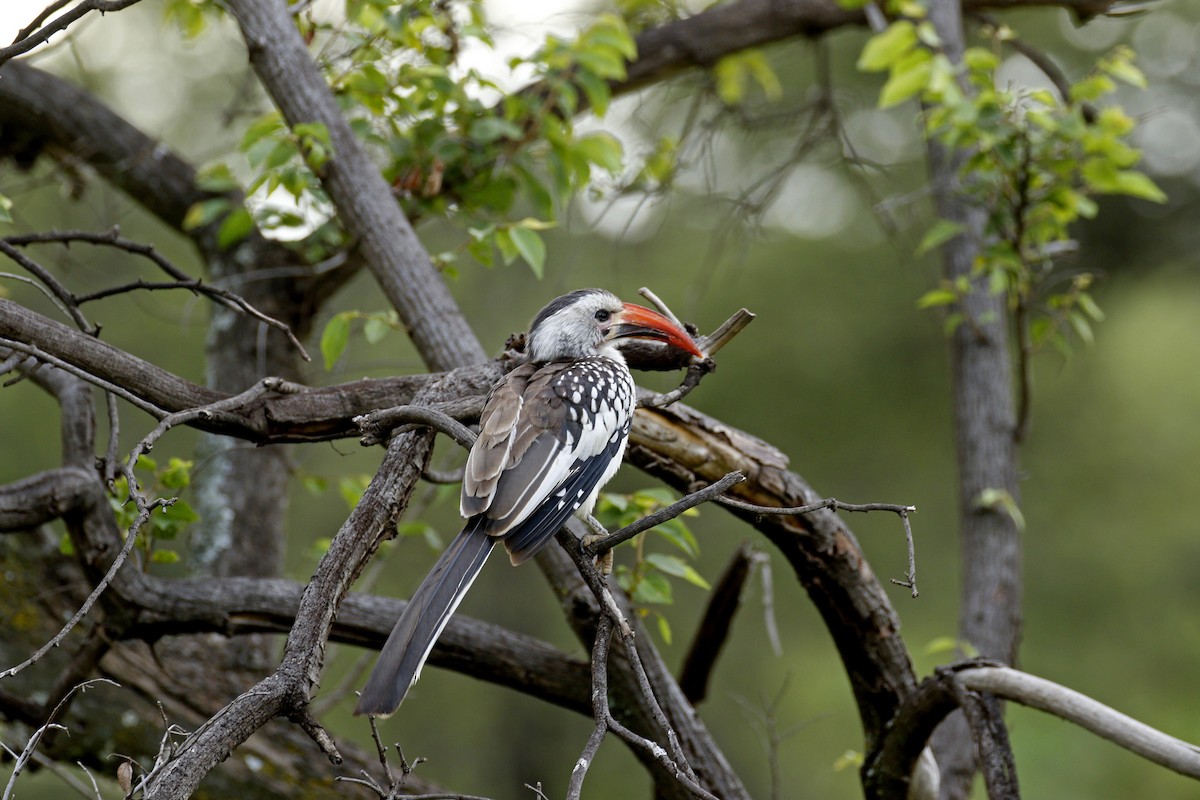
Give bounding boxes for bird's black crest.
[529,288,606,334]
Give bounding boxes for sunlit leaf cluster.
[207,1,636,273]
[858,8,1164,357]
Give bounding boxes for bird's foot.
[582,516,614,575]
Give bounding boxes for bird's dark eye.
[594,309,611,322]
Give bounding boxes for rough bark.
[922,2,1024,797]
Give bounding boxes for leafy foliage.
[858,9,1162,358]
[182,1,641,273]
[105,456,199,568]
[595,488,708,643]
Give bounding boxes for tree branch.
[960,667,1200,780]
[0,0,143,67]
[678,543,757,706]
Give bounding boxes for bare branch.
[584,471,745,556]
[4,229,311,360]
[566,615,613,799]
[637,358,717,410]
[696,309,756,356]
[959,666,1200,780]
[0,0,142,65]
[716,494,920,597]
[1,679,118,800]
[679,543,757,705]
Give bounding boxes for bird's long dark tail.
[354,521,493,717]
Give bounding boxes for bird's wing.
[460,359,631,561]
[460,362,534,519]
[501,415,630,564]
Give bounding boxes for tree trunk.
[923,2,1023,796]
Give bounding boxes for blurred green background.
[2,1,1199,798]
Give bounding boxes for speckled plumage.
[355,289,698,717]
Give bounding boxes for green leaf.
[573,47,627,81]
[575,132,624,174]
[363,315,391,344]
[655,613,672,645]
[509,226,546,279]
[632,572,673,605]
[728,50,783,102]
[160,458,193,490]
[1112,170,1167,203]
[587,14,636,60]
[652,518,699,558]
[574,69,611,116]
[713,53,747,105]
[493,228,519,266]
[320,313,352,371]
[241,112,285,152]
[469,116,524,144]
[916,219,965,256]
[467,236,495,267]
[879,51,933,108]
[1070,74,1116,103]
[916,288,958,309]
[833,750,865,772]
[1100,46,1147,88]
[301,475,327,495]
[151,549,181,564]
[1068,310,1094,346]
[646,553,710,590]
[195,164,239,193]
[857,21,917,72]
[974,488,1025,531]
[216,207,255,249]
[182,198,231,231]
[0,193,11,224]
[1077,292,1105,322]
[338,475,371,510]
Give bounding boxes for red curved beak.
[611,303,705,358]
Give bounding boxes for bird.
[354,288,704,717]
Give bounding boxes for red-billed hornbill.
[355,289,703,716]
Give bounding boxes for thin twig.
[584,472,745,556]
[892,510,919,598]
[695,308,755,356]
[637,358,716,409]
[5,230,310,360]
[0,242,92,332]
[566,615,613,799]
[12,0,72,43]
[290,708,342,765]
[0,0,143,66]
[421,465,465,485]
[638,286,685,329]
[1,678,118,800]
[717,494,920,597]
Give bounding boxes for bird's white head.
[526,289,704,364]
